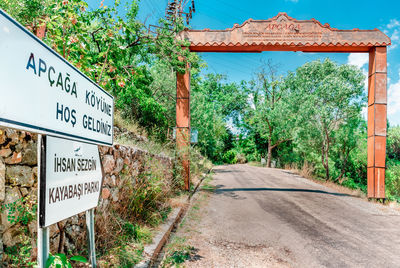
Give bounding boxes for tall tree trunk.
[335,148,351,183]
[321,145,330,180]
[267,139,272,168]
[325,144,330,180]
[325,160,330,180]
[322,128,330,180]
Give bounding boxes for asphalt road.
[182,164,400,268]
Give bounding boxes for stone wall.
[0,127,174,264]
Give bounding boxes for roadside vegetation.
[160,175,213,268]
[193,58,400,201]
[193,59,400,202]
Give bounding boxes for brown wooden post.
[36,22,46,39]
[176,64,190,191]
[367,46,387,199]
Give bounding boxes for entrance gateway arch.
[176,12,391,199]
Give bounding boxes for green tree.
[191,74,246,162]
[387,126,400,161]
[1,0,200,140]
[242,60,293,167]
[284,59,365,180]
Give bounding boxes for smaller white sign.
[191,129,198,144]
[39,136,103,227]
[172,127,198,144]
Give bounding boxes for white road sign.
[39,136,103,227]
[0,9,113,146]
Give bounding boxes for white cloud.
[388,76,400,116]
[387,68,400,126]
[248,93,256,109]
[387,19,400,29]
[392,29,399,41]
[362,68,368,91]
[385,19,400,50]
[362,106,367,120]
[347,53,368,69]
[390,29,399,49]
[347,54,368,94]
[285,0,299,2]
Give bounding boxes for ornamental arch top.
[179,12,390,52]
[175,12,391,198]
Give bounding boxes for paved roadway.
[183,164,400,268]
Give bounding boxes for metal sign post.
[86,209,97,267]
[37,134,49,267]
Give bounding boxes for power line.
[201,57,256,77]
[142,0,161,22]
[205,53,266,68]
[148,0,166,19]
[216,0,256,19]
[164,0,196,25]
[199,1,244,24]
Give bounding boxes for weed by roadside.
[95,143,211,266]
[98,223,152,267]
[284,163,364,198]
[200,174,216,192]
[247,161,264,167]
[161,237,196,267]
[96,155,177,266]
[160,175,213,267]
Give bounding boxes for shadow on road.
[215,187,352,197]
[213,169,244,174]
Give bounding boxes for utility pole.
[165,0,195,26]
[148,0,194,37]
[167,0,196,191]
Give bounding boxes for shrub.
[386,162,400,201]
[222,149,237,164]
[236,153,247,164]
[387,126,400,160]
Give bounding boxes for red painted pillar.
[367,46,387,199]
[176,64,190,191]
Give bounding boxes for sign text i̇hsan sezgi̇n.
[40,136,103,227]
[0,9,113,146]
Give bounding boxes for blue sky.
[89,0,400,126]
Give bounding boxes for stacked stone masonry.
[0,127,173,263]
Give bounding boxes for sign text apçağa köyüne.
[26,52,112,136]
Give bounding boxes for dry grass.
[284,163,364,198]
[96,155,179,266]
[284,162,314,180]
[168,194,189,208]
[284,163,400,208]
[248,161,264,167]
[387,201,400,210]
[115,135,175,158]
[113,110,148,138]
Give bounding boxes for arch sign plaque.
[176,13,391,199]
